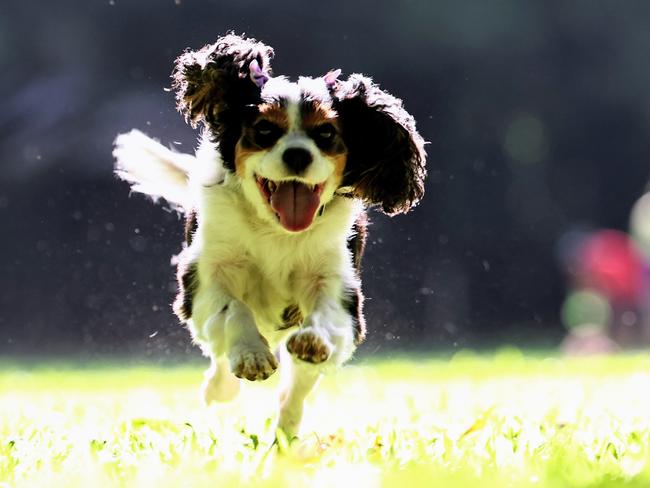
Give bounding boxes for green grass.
[1,351,650,487]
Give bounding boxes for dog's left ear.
[171,33,274,128]
[332,74,427,215]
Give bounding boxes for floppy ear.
[172,33,273,125]
[332,74,427,215]
[171,34,273,168]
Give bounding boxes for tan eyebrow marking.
[301,101,339,131]
[257,103,289,130]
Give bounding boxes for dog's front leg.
[192,284,278,404]
[278,295,356,437]
[224,300,278,381]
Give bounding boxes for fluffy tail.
[113,130,195,210]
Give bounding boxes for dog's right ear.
[172,33,274,128]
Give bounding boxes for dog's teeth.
[268,181,277,192]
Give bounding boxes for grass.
[1,350,650,487]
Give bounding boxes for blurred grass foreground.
[1,352,650,487]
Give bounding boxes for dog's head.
[173,33,426,233]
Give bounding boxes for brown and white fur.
[113,34,426,438]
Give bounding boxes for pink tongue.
[270,181,321,232]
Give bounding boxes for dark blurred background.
[2,0,650,357]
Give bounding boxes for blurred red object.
[577,230,644,305]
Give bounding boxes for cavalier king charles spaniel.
[113,33,426,438]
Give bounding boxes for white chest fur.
[191,178,362,343]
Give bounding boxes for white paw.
[286,328,331,364]
[230,347,278,381]
[201,361,240,404]
[277,405,303,440]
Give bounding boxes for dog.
[113,33,426,438]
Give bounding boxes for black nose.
[282,148,313,175]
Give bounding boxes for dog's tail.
[113,130,195,211]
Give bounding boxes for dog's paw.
[230,347,278,381]
[286,328,331,364]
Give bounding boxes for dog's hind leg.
[201,356,241,403]
[189,286,243,404]
[276,346,322,439]
[276,293,359,437]
[189,311,241,404]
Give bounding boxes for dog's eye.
[255,121,275,136]
[316,124,335,140]
[253,120,282,148]
[311,123,337,149]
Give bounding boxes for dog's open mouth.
[256,176,325,232]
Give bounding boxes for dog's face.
[173,34,427,233]
[235,77,348,232]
